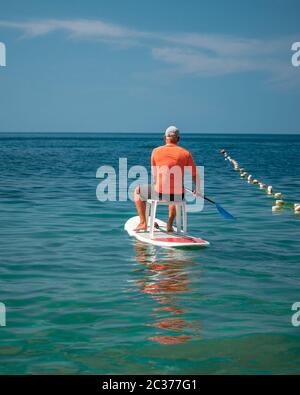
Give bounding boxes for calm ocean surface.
[0,133,299,374]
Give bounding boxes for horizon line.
[0,131,300,135]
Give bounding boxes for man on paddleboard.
[134,126,200,232]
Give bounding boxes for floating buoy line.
[219,149,299,215]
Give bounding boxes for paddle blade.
[215,203,235,219]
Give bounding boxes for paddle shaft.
[184,187,215,205]
[184,187,235,219]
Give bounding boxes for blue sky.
[0,0,299,133]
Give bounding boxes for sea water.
[0,133,299,374]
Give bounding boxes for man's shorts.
[139,184,185,202]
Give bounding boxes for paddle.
[184,187,236,220]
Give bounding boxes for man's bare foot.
[134,223,147,232]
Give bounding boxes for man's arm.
[187,154,201,196]
[151,149,157,184]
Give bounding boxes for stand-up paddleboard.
[125,216,210,248]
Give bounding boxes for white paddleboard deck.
[125,216,210,248]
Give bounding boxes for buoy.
[276,200,284,206]
[272,205,281,212]
[219,154,296,215]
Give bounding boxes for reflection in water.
[128,241,203,345]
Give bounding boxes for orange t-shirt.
[151,143,197,194]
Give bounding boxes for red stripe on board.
[154,237,207,244]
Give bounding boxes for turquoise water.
[0,133,300,374]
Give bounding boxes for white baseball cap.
[165,125,180,137]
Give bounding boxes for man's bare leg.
[134,186,147,231]
[167,204,176,232]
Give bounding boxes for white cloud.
[0,19,140,39]
[152,47,265,76]
[0,18,296,81]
